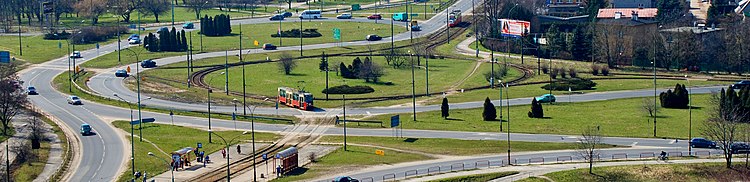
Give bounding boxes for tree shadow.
[403,138,419,143]
[286,73,307,76]
[445,117,464,121]
[281,167,310,176]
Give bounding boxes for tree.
[583,0,608,20]
[139,0,170,23]
[278,53,296,75]
[382,48,408,69]
[28,111,48,149]
[441,97,449,119]
[528,98,544,118]
[74,0,108,24]
[109,0,142,23]
[570,25,592,61]
[358,57,384,82]
[0,63,27,137]
[702,90,745,168]
[655,0,683,22]
[339,62,353,78]
[185,0,213,20]
[576,126,602,174]
[546,24,565,57]
[642,98,659,119]
[482,97,497,121]
[659,84,689,108]
[319,53,328,71]
[632,46,650,69]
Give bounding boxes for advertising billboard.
[499,19,530,37]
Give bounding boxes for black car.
[262,43,277,50]
[731,80,750,89]
[27,86,37,95]
[281,12,293,17]
[366,34,382,41]
[141,59,157,68]
[731,142,750,154]
[269,14,285,21]
[690,138,716,148]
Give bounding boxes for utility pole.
[425,55,429,94]
[225,50,229,95]
[687,75,692,156]
[300,19,303,56]
[411,53,416,121]
[343,94,347,151]
[506,83,511,164]
[240,24,247,116]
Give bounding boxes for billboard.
[499,19,530,37]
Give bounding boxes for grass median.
[319,136,620,156]
[272,145,433,182]
[517,162,750,182]
[112,120,279,182]
[0,35,119,64]
[427,171,519,182]
[50,7,255,28]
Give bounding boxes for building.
[609,0,655,8]
[545,0,585,17]
[597,8,658,20]
[532,15,591,33]
[595,13,659,66]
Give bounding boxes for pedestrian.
[221,148,226,159]
[276,165,282,177]
[336,9,339,13]
[237,144,242,154]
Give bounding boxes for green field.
[428,171,519,182]
[363,94,714,138]
[319,136,619,155]
[112,120,279,182]
[272,145,432,182]
[82,21,405,68]
[0,35,118,64]
[354,0,457,20]
[517,162,750,182]
[51,7,255,28]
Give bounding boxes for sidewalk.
[0,113,64,182]
[151,142,269,181]
[233,144,339,181]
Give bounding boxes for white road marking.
[631,142,638,146]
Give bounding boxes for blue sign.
[262,153,268,160]
[0,51,9,63]
[390,115,400,128]
[130,117,156,125]
[197,142,203,148]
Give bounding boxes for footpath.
[0,113,64,181]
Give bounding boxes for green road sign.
[333,28,341,40]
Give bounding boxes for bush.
[550,68,558,79]
[568,68,578,78]
[43,29,71,40]
[482,97,497,121]
[528,98,544,118]
[200,14,232,36]
[271,29,322,38]
[541,65,549,74]
[483,67,508,83]
[601,67,610,76]
[659,84,689,108]
[321,85,374,94]
[557,67,566,78]
[591,64,600,76]
[542,78,597,91]
[70,26,128,44]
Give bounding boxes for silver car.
[67,95,82,105]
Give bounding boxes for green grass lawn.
[82,21,404,68]
[319,136,619,155]
[112,120,279,182]
[363,94,714,138]
[52,7,253,28]
[12,142,51,182]
[428,171,519,182]
[272,145,432,182]
[307,0,383,7]
[0,35,119,64]
[519,162,750,182]
[354,0,457,20]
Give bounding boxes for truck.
[392,12,408,21]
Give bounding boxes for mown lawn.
[520,162,750,182]
[0,35,119,64]
[428,171,519,182]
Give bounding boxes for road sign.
[375,150,385,156]
[0,51,10,63]
[332,28,341,40]
[262,153,268,160]
[390,115,400,128]
[254,40,259,46]
[169,111,174,116]
[197,142,203,148]
[130,117,156,125]
[232,112,237,120]
[335,115,340,125]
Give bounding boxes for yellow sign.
[254,40,259,46]
[375,150,384,156]
[75,66,80,73]
[126,66,131,73]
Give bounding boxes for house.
[597,8,658,20]
[609,0,655,8]
[545,0,585,17]
[595,12,659,66]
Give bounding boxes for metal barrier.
[489,160,504,167]
[612,153,628,159]
[529,157,544,164]
[450,163,464,171]
[361,177,374,182]
[557,156,572,162]
[404,170,418,178]
[382,173,396,181]
[668,151,683,157]
[475,160,490,168]
[695,151,711,156]
[427,166,440,174]
[640,152,655,158]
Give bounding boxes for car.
[115,69,129,77]
[81,123,92,136]
[367,14,382,20]
[411,25,421,31]
[731,80,750,89]
[731,142,750,154]
[182,22,194,29]
[67,95,82,105]
[69,51,82,58]
[365,34,382,41]
[141,59,157,68]
[27,86,37,95]
[535,94,556,103]
[128,37,141,44]
[336,13,352,19]
[158,27,169,32]
[690,137,716,148]
[281,12,293,17]
[332,176,359,182]
[262,43,277,50]
[269,14,285,21]
[127,34,140,41]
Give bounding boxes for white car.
[336,13,352,19]
[128,38,141,44]
[70,51,82,58]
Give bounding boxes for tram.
[278,87,314,111]
[448,10,462,27]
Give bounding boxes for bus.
[448,10,462,27]
[299,10,322,19]
[278,87,314,110]
[392,12,408,21]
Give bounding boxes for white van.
[299,10,322,19]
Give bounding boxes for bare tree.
[10,140,35,164]
[382,49,409,69]
[642,98,658,120]
[27,112,49,149]
[74,0,108,24]
[278,53,296,75]
[108,0,143,23]
[576,126,602,174]
[0,63,27,137]
[702,92,746,169]
[184,0,214,20]
[139,0,171,23]
[358,57,384,82]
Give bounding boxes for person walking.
[236,144,242,154]
[221,148,226,159]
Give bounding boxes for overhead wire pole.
[505,82,511,164]
[240,24,247,116]
[300,19,303,56]
[411,52,416,121]
[473,0,478,57]
[114,94,136,180]
[225,50,229,95]
[172,0,175,27]
[187,31,192,88]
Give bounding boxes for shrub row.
[71,26,128,44]
[200,14,232,36]
[659,84,689,108]
[270,29,322,38]
[542,78,597,91]
[321,85,375,94]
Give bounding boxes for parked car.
[411,25,421,31]
[27,86,37,95]
[535,94,556,103]
[128,37,141,44]
[115,69,129,77]
[690,137,716,148]
[269,14,285,21]
[183,22,194,29]
[336,13,352,19]
[262,43,277,50]
[70,51,82,58]
[332,176,359,182]
[281,12,293,17]
[731,80,750,89]
[365,34,382,41]
[140,59,157,68]
[158,27,169,32]
[367,14,382,20]
[731,142,750,154]
[127,34,140,41]
[81,123,92,136]
[67,95,82,105]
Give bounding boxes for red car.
[367,14,382,20]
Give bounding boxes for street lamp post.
[409,51,416,121]
[114,93,136,180]
[210,131,249,182]
[124,48,145,141]
[207,72,226,143]
[148,152,174,182]
[241,99,266,182]
[505,82,511,164]
[686,75,692,155]
[498,80,503,131]
[343,94,347,151]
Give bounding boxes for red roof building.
[597,8,658,19]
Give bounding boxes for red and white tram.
[278,87,314,111]
[448,10,462,27]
